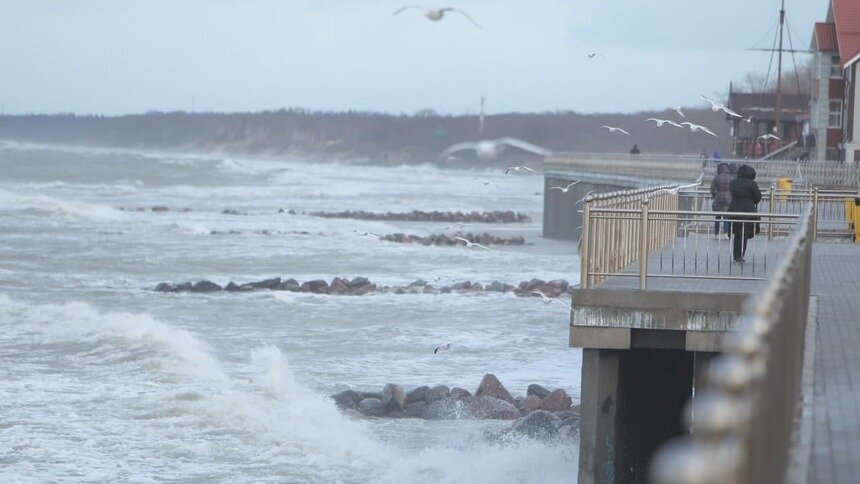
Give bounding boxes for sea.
[0,141,581,483]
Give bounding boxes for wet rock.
[485,281,505,292]
[276,278,300,291]
[300,279,330,294]
[358,398,385,417]
[462,396,520,420]
[225,281,240,292]
[426,385,450,403]
[560,416,579,428]
[348,277,369,288]
[174,282,193,292]
[475,374,516,405]
[245,277,281,290]
[222,209,245,215]
[154,283,173,292]
[421,398,463,420]
[518,395,543,413]
[350,283,375,296]
[331,390,362,410]
[408,279,427,287]
[382,384,407,414]
[329,277,350,295]
[404,401,427,418]
[557,424,578,439]
[422,285,438,294]
[538,389,572,412]
[512,410,559,438]
[527,384,552,399]
[191,280,222,293]
[450,387,472,400]
[450,281,472,291]
[151,206,169,212]
[554,410,579,421]
[358,391,383,401]
[406,386,430,404]
[238,285,255,292]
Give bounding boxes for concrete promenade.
[808,242,860,483]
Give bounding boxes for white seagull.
[353,229,382,239]
[681,122,719,138]
[505,165,535,175]
[393,6,481,29]
[645,118,684,128]
[698,94,743,118]
[602,126,630,135]
[443,222,468,231]
[674,106,686,118]
[757,134,782,141]
[531,291,575,312]
[549,181,582,193]
[743,115,754,123]
[575,189,598,206]
[454,236,493,251]
[434,343,452,354]
[439,137,552,162]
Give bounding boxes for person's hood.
[738,164,755,179]
[716,162,730,174]
[748,166,757,180]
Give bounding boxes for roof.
[833,0,860,68]
[815,22,839,52]
[727,92,807,122]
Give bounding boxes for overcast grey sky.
[0,1,826,116]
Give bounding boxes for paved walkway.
[808,242,860,483]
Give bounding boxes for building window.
[829,100,843,128]
[831,56,843,78]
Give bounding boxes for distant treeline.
[0,108,732,163]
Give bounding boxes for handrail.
[649,206,814,483]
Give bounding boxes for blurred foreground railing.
[650,206,814,484]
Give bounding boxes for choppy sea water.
[0,142,581,483]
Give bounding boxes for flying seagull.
[505,165,535,175]
[757,134,781,141]
[681,122,718,138]
[743,115,754,123]
[393,6,481,29]
[549,181,581,193]
[444,222,468,231]
[674,106,685,118]
[353,229,382,239]
[473,177,501,188]
[439,137,552,162]
[587,52,605,59]
[575,189,598,206]
[645,118,684,128]
[434,343,452,354]
[602,126,630,135]
[530,291,575,312]
[698,94,743,118]
[454,236,493,251]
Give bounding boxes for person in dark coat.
[728,164,761,262]
[710,162,732,237]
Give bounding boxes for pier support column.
[579,348,694,484]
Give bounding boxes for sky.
[0,0,827,116]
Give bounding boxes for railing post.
[768,183,776,240]
[639,199,650,290]
[812,188,819,241]
[580,204,590,289]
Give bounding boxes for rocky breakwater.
[332,374,578,441]
[153,276,573,298]
[379,232,526,247]
[310,210,531,223]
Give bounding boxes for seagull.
[575,189,598,206]
[439,137,552,162]
[443,222,468,231]
[473,177,501,188]
[434,343,452,354]
[743,115,754,123]
[549,181,581,193]
[645,118,684,128]
[698,94,743,118]
[587,52,605,59]
[530,291,575,312]
[353,229,382,239]
[757,134,782,141]
[602,126,630,135]
[505,165,535,175]
[393,6,481,29]
[674,106,685,118]
[681,122,718,138]
[454,236,493,251]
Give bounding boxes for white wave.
[165,221,211,235]
[0,187,125,221]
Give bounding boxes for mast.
[478,96,485,135]
[775,0,785,137]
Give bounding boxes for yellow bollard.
[777,178,792,202]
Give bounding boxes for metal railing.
[650,206,814,484]
[546,152,860,187]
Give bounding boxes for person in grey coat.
[710,162,732,237]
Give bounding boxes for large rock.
[538,389,572,412]
[462,396,520,420]
[554,410,579,421]
[382,384,406,413]
[406,386,430,404]
[357,398,385,417]
[154,283,173,292]
[300,279,330,294]
[426,385,450,403]
[331,390,362,410]
[191,280,222,293]
[350,283,375,296]
[224,281,241,292]
[348,277,370,288]
[276,278,300,291]
[512,410,560,438]
[404,401,427,418]
[329,277,350,295]
[245,277,281,290]
[475,374,516,405]
[450,387,472,400]
[527,384,552,399]
[518,395,543,413]
[421,398,464,420]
